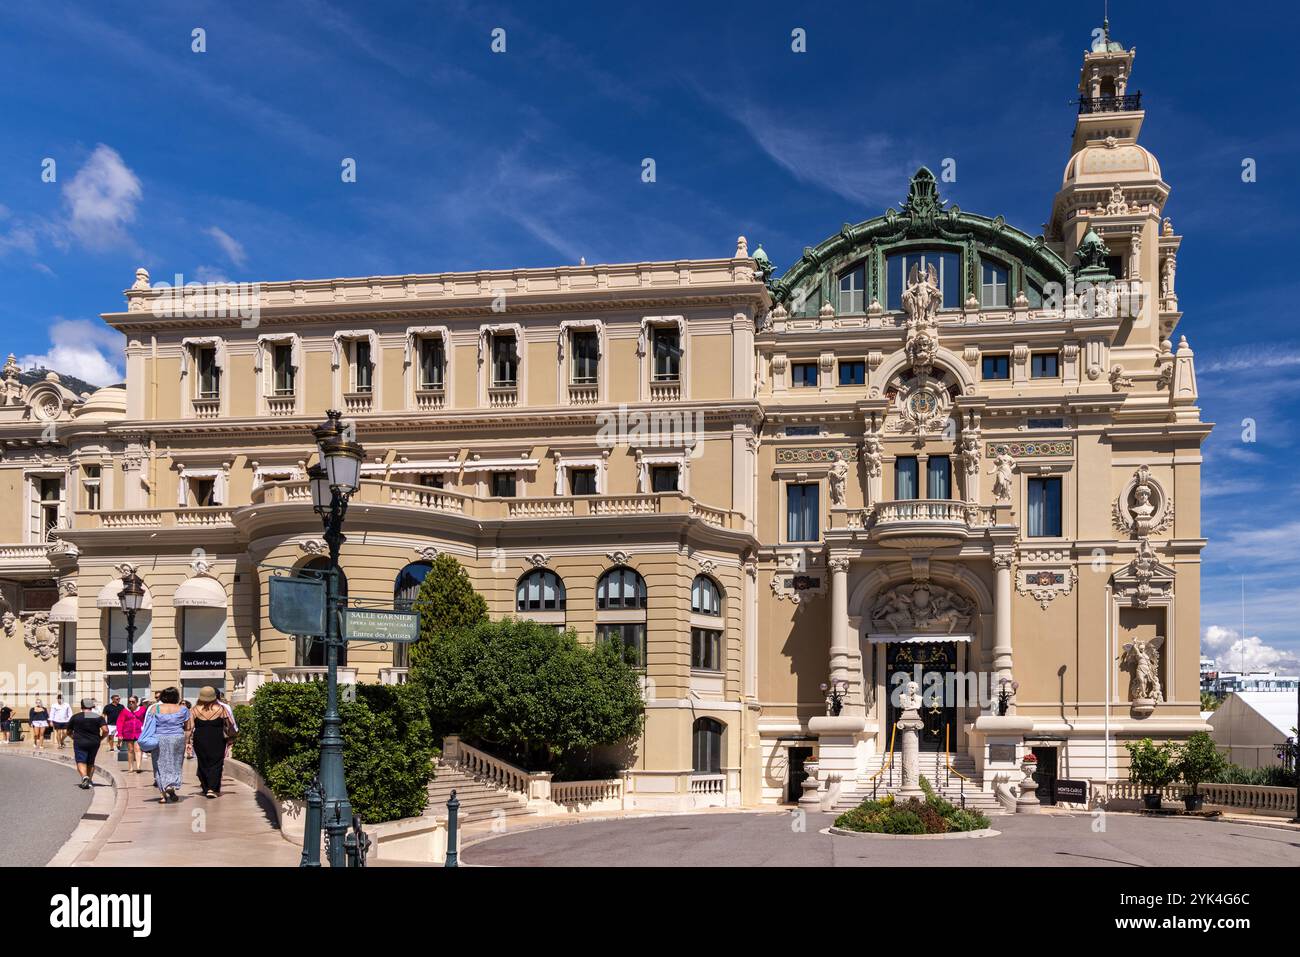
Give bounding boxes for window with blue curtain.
[927,456,951,499]
[786,483,819,542]
[895,457,919,499]
[1027,477,1063,537]
[791,363,819,388]
[886,249,961,311]
[838,360,866,385]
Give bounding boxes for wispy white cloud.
[18,318,124,387]
[1199,342,1300,375]
[61,144,142,251]
[205,226,247,267]
[1204,519,1300,563]
[193,265,232,283]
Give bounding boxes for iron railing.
[1077,92,1142,114]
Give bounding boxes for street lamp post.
[117,568,144,762]
[304,409,364,867]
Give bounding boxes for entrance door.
[885,641,958,752]
[787,747,813,803]
[1032,746,1058,805]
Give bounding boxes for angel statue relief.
[1119,635,1164,704]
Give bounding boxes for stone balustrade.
[688,773,725,795]
[568,383,599,405]
[192,396,221,419]
[343,391,373,415]
[551,778,624,807]
[270,666,358,684]
[378,667,409,686]
[265,395,296,416]
[1200,783,1296,817]
[413,389,445,411]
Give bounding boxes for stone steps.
[833,753,1008,814]
[425,763,536,821]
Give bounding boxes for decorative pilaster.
[827,556,856,708]
[992,552,1014,691]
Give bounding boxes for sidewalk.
[81,750,299,867]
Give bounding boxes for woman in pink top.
[115,695,148,773]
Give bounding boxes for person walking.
[0,701,11,735]
[189,687,233,798]
[149,687,190,803]
[102,694,125,754]
[116,696,147,773]
[50,694,72,749]
[68,699,107,789]
[29,699,49,751]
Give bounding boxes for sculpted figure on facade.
[901,263,941,375]
[958,429,981,502]
[870,582,972,634]
[989,449,1016,503]
[827,451,849,506]
[1120,635,1164,705]
[0,610,15,639]
[22,611,58,661]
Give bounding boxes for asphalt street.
[0,754,94,866]
[464,810,1300,867]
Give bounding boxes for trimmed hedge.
[240,681,435,823]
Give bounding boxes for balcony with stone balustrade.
[830,500,1011,549]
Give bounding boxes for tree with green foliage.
[407,554,488,671]
[1125,737,1178,793]
[413,617,645,770]
[1200,691,1223,712]
[1174,731,1227,798]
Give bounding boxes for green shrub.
[1174,731,1227,796]
[1211,763,1297,787]
[834,787,988,834]
[245,681,435,823]
[1125,737,1177,791]
[881,809,926,834]
[230,703,256,766]
[949,808,990,832]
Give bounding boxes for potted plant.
[1125,737,1176,809]
[1174,731,1227,811]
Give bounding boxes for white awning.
[48,595,79,623]
[173,576,227,609]
[867,633,972,644]
[363,460,463,475]
[460,458,539,471]
[96,577,154,610]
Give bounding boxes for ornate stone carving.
[861,434,883,477]
[958,429,982,502]
[901,263,942,376]
[1119,635,1164,712]
[1016,567,1076,610]
[58,579,77,597]
[606,550,633,566]
[1112,464,1173,537]
[1104,184,1130,215]
[189,555,212,577]
[413,545,440,562]
[1108,365,1133,390]
[827,556,850,575]
[893,374,952,434]
[298,539,328,557]
[1,611,16,639]
[131,267,151,290]
[827,451,849,505]
[989,449,1016,503]
[526,553,549,567]
[869,582,973,634]
[22,612,59,661]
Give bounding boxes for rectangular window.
[571,330,599,384]
[652,327,680,381]
[838,266,864,314]
[419,338,445,390]
[1027,417,1065,430]
[598,622,646,669]
[570,467,597,495]
[895,456,919,500]
[273,344,295,395]
[1027,476,1063,537]
[196,346,220,398]
[927,456,951,499]
[838,360,866,386]
[190,478,217,507]
[691,627,722,672]
[83,465,101,511]
[353,340,373,393]
[1031,352,1060,378]
[650,465,679,493]
[418,473,444,489]
[982,355,1010,380]
[37,476,63,540]
[980,262,1009,308]
[786,483,819,542]
[791,362,819,388]
[887,250,961,311]
[490,472,517,498]
[491,334,518,387]
[785,425,820,436]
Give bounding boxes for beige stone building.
[0,30,1207,810]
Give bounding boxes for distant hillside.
[17,366,107,398]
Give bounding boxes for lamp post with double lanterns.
[302,409,364,867]
[117,568,145,762]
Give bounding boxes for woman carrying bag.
[141,687,190,803]
[188,686,234,797]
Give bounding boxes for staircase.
[425,761,536,824]
[833,751,1007,815]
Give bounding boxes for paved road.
[464,810,1300,867]
[0,754,94,866]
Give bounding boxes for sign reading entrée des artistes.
[342,608,419,644]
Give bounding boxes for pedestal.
[798,760,821,809]
[808,716,866,810]
[1016,759,1042,814]
[897,709,924,798]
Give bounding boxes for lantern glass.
[308,464,331,510]
[323,440,363,494]
[119,575,144,613]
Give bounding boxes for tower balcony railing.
[1077,92,1142,114]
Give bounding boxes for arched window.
[517,569,566,611]
[596,566,647,667]
[692,718,724,774]
[886,248,961,311]
[980,258,1009,308]
[392,561,433,668]
[837,264,865,314]
[296,556,347,667]
[690,575,722,616]
[597,567,647,610]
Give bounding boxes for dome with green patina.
[770,167,1069,317]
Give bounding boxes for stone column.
[828,557,856,707]
[897,706,924,798]
[992,552,1014,692]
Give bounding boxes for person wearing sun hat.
[189,685,234,798]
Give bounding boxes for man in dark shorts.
[102,694,125,754]
[68,699,107,789]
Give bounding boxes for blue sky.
[2,1,1298,670]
